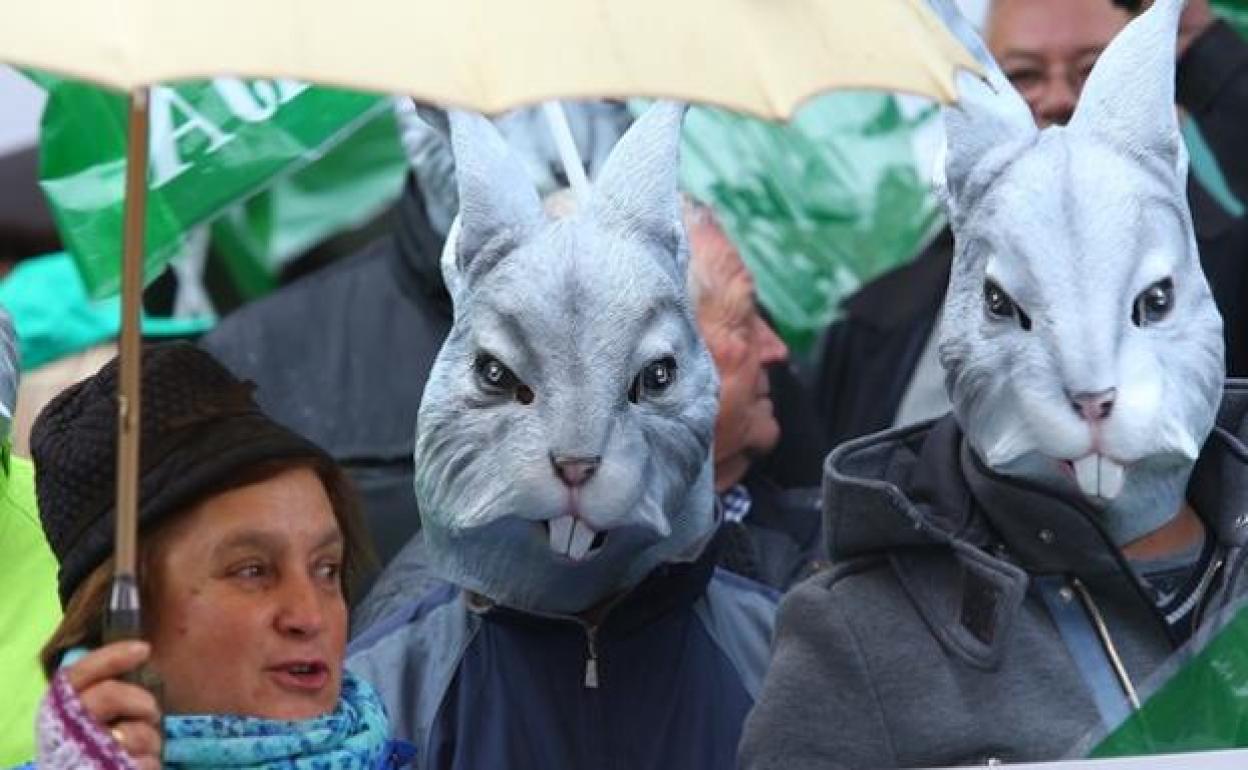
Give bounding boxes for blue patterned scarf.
[162,672,390,769]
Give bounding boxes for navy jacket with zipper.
[347,546,776,770]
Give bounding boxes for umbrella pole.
[541,102,590,202]
[106,87,150,645]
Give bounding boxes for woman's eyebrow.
[212,530,283,555]
[312,529,345,552]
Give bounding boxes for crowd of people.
[0,0,1246,768]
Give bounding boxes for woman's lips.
[266,660,331,694]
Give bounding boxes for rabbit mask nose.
[1067,388,1117,423]
[551,454,602,488]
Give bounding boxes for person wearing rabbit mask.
[347,102,776,770]
[741,2,1248,767]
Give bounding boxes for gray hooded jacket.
[740,382,1248,769]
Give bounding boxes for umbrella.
[0,0,979,644]
[4,0,976,117]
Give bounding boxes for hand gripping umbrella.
[0,0,978,648]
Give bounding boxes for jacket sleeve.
[1178,20,1248,204]
[737,570,897,770]
[34,672,138,770]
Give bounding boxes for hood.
[821,380,1248,668]
[825,381,1248,566]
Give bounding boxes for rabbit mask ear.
[589,101,689,276]
[928,0,1038,223]
[1070,0,1185,181]
[444,110,545,301]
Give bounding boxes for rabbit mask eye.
[628,356,678,404]
[1132,277,1175,327]
[475,354,534,405]
[983,279,1032,331]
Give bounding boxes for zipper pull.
[584,627,600,688]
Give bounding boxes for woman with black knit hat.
[18,342,413,769]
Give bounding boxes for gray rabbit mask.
[414,102,720,615]
[934,0,1225,546]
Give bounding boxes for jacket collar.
[465,540,721,639]
[824,381,1248,666]
[965,382,1248,575]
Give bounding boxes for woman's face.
[147,466,349,720]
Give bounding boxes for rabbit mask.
[935,0,1225,546]
[414,102,720,615]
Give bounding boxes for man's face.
[689,216,789,490]
[986,0,1131,127]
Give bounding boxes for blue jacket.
[348,547,777,770]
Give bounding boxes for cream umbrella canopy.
[0,0,979,644]
[4,0,977,117]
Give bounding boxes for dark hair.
[40,456,373,679]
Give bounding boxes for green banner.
[681,93,940,354]
[1089,600,1248,758]
[1213,0,1248,36]
[683,3,1246,356]
[31,75,400,299]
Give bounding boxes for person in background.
[0,307,60,767]
[685,201,824,590]
[811,0,1248,448]
[20,343,410,769]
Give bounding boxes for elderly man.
[685,202,823,591]
[812,0,1248,447]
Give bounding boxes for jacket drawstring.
[584,626,600,688]
[1070,577,1141,711]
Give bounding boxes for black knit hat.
[31,342,335,606]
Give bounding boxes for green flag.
[32,75,404,299]
[681,92,940,354]
[1213,0,1248,36]
[1089,600,1248,758]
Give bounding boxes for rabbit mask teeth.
[413,102,720,614]
[932,0,1224,544]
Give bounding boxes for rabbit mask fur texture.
[414,102,720,615]
[934,0,1225,546]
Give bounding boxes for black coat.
[200,178,451,569]
[812,20,1248,448]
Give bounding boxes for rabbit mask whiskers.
[934,0,1225,546]
[414,102,720,615]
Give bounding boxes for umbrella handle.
[102,573,144,685]
[102,574,165,703]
